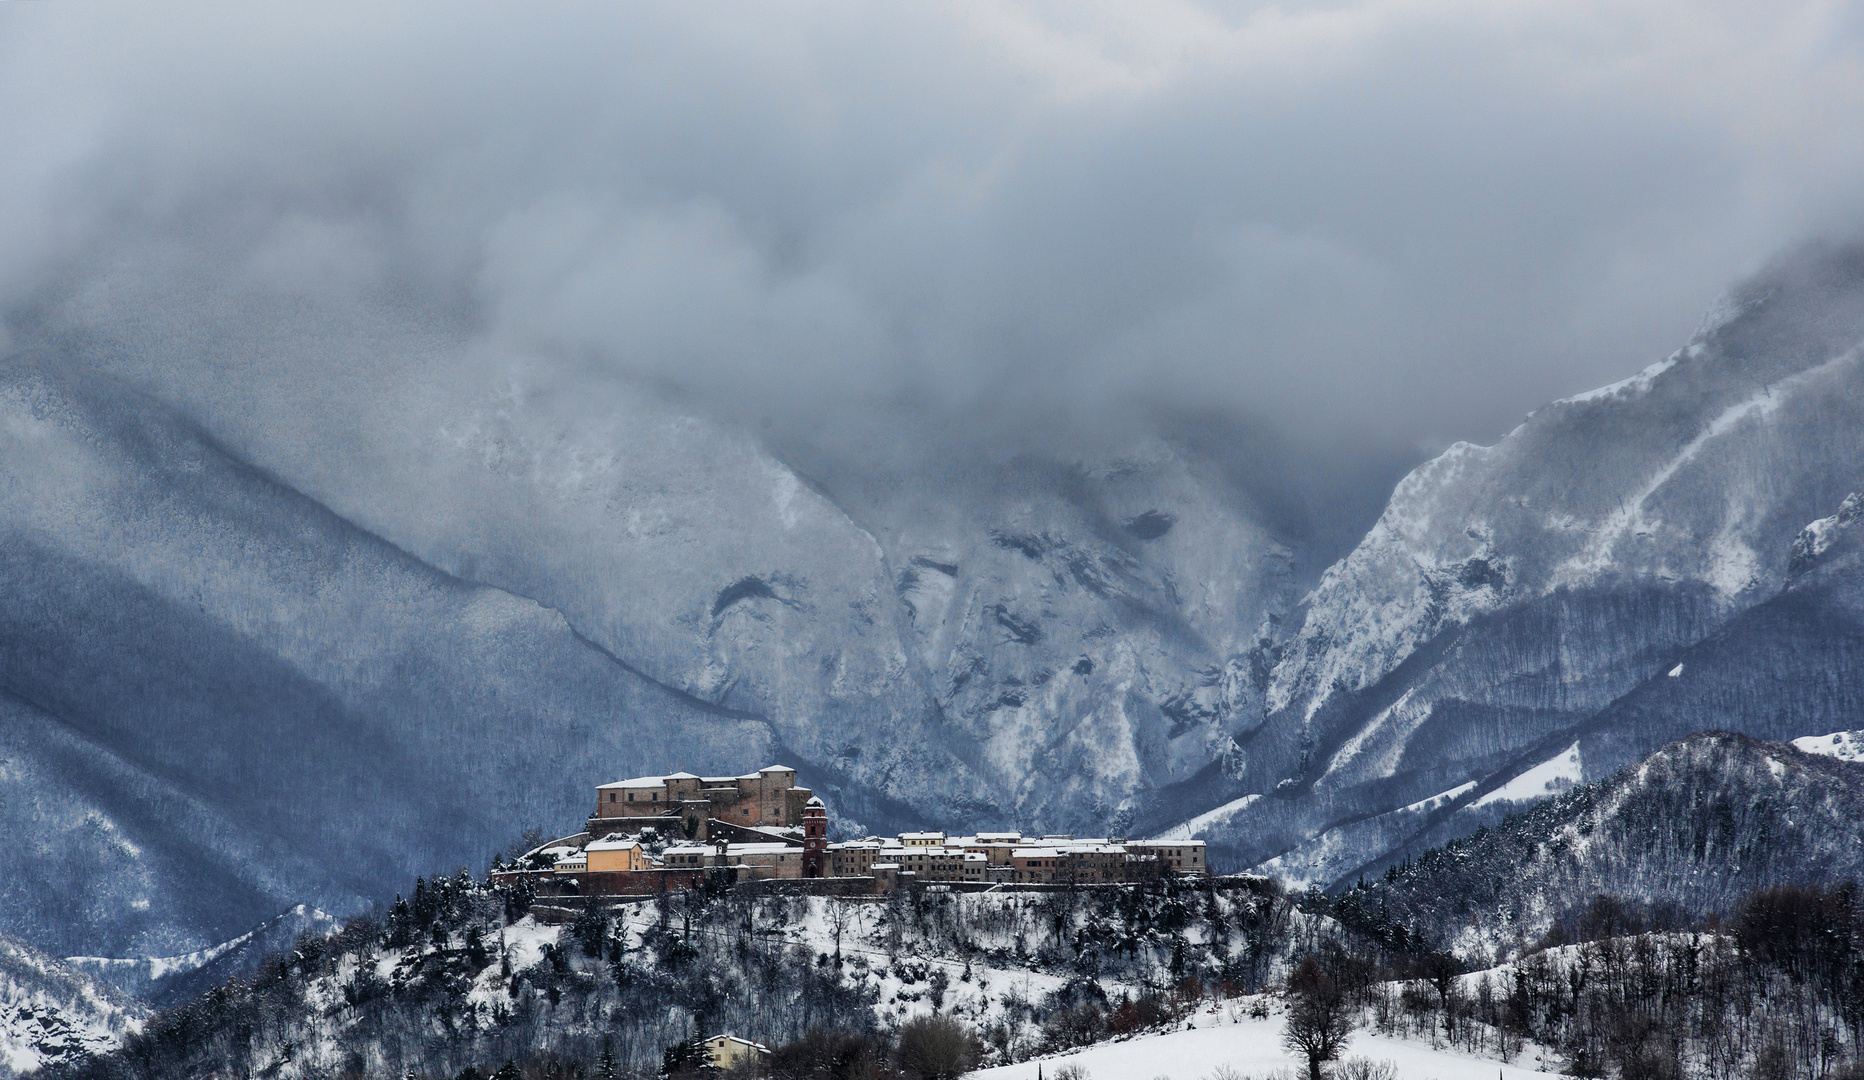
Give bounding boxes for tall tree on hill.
[1283,955,1353,1080]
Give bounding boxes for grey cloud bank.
[1,0,1862,480]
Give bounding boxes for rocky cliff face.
[1157,244,1864,883]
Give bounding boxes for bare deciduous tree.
[1283,955,1353,1080]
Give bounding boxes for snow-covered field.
[975,1012,1560,1080]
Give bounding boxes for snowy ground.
[609,897,1111,1033]
[974,1009,1560,1080]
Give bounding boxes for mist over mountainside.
[0,357,780,956]
[8,245,1864,966]
[1335,731,1864,960]
[1159,243,1864,883]
[0,346,1342,959]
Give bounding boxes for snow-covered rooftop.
[724,843,800,856]
[599,774,682,789]
[585,837,641,852]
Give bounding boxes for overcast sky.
[2,0,1862,471]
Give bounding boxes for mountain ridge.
[1150,243,1864,882]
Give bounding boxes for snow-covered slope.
[0,934,140,1078]
[1153,244,1864,882]
[1795,729,1864,763]
[1335,731,1864,958]
[974,1012,1558,1080]
[65,906,337,1009]
[56,871,1330,1078]
[0,358,779,957]
[0,351,1304,958]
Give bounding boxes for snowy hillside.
[0,934,140,1079]
[0,348,1307,958]
[38,872,1338,1079]
[0,358,779,958]
[1332,731,1864,958]
[1152,244,1864,882]
[65,906,336,1009]
[975,1013,1559,1080]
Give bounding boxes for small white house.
[703,1034,769,1069]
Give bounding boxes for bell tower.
[802,796,828,878]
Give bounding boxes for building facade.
[589,766,813,834]
[702,1035,768,1069]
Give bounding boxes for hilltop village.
[493,766,1204,897]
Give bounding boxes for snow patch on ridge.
[1472,743,1581,808]
[1324,688,1438,782]
[66,906,330,985]
[1405,780,1477,814]
[1556,354,1680,406]
[1793,730,1864,763]
[1152,793,1260,841]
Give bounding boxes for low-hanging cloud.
[3,0,1863,474]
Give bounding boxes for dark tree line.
[1303,882,1864,1079]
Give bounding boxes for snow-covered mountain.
[0,358,780,957]
[11,239,1864,967]
[1153,243,1864,882]
[64,906,337,1010]
[0,934,140,1079]
[1336,731,1864,959]
[0,351,1303,959]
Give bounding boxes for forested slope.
[1332,731,1864,958]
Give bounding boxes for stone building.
[1010,843,1130,884]
[1123,840,1207,874]
[502,766,1212,905]
[661,841,810,879]
[802,796,828,877]
[587,766,813,838]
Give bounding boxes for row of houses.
[818,830,1204,885]
[497,769,1206,898]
